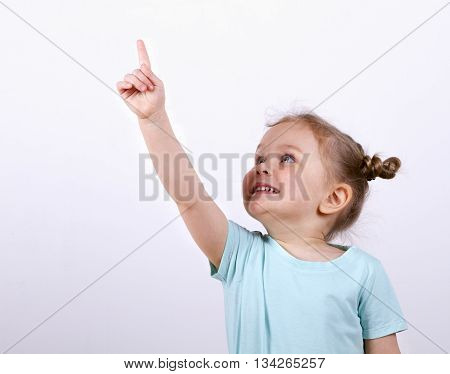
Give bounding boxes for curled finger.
[133,68,154,90]
[124,73,147,92]
[116,81,132,93]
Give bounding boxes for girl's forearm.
[138,111,206,207]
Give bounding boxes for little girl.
[117,40,408,354]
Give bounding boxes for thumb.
[140,63,163,86]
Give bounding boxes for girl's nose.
[256,161,271,175]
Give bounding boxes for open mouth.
[251,185,280,195]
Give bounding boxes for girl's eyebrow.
[256,143,303,153]
[285,144,304,153]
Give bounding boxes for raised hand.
[116,39,165,120]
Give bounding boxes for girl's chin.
[246,199,281,214]
[248,194,281,202]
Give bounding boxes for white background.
[1,0,449,353]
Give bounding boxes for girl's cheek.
[287,169,311,200]
[242,173,253,197]
[281,168,302,191]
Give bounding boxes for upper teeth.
[254,186,278,193]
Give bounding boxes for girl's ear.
[318,183,352,215]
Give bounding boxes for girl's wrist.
[139,109,168,127]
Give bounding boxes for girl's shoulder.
[347,245,389,277]
[349,245,380,263]
[328,242,381,266]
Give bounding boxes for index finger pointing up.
[137,39,151,69]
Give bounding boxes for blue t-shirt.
[209,219,408,354]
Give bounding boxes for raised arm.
[116,39,228,269]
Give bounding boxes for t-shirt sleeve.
[208,219,256,286]
[358,258,408,339]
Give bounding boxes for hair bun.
[360,154,401,181]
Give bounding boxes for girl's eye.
[281,153,295,163]
[255,154,295,165]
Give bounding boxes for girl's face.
[243,121,329,225]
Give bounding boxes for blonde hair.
[266,111,401,242]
